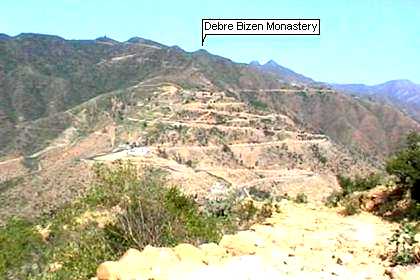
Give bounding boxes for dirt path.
[95,200,403,280]
[162,139,326,151]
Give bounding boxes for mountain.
[331,80,420,122]
[249,60,314,85]
[0,33,418,161]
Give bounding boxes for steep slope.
[332,80,420,122]
[0,33,193,155]
[238,88,419,158]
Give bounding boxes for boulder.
[97,261,120,280]
[219,231,262,255]
[174,243,205,264]
[389,265,420,280]
[199,242,229,264]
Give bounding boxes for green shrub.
[248,186,271,201]
[0,218,46,278]
[294,193,308,204]
[204,194,237,218]
[388,222,419,265]
[341,198,361,216]
[386,132,420,202]
[105,185,222,250]
[249,99,268,111]
[325,191,345,208]
[236,200,259,222]
[337,173,382,195]
[1,162,275,279]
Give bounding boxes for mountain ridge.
[331,79,420,122]
[248,59,314,85]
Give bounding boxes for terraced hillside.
[0,83,374,222]
[91,84,374,199]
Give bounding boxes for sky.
[0,0,419,85]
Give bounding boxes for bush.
[325,191,345,208]
[340,198,361,216]
[388,222,419,265]
[386,132,420,202]
[1,162,276,279]
[0,218,46,278]
[248,186,271,201]
[249,99,268,111]
[0,162,222,279]
[337,173,382,195]
[294,193,308,204]
[326,174,381,209]
[104,185,222,250]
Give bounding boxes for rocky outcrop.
[94,200,420,280]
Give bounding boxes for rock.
[174,243,205,264]
[414,233,420,263]
[35,224,51,242]
[96,261,120,280]
[118,248,151,279]
[199,242,229,264]
[118,268,151,280]
[220,231,263,256]
[119,248,143,262]
[141,245,179,267]
[389,265,420,280]
[167,260,207,279]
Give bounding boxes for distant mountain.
[0,34,11,41]
[332,80,420,122]
[249,60,314,85]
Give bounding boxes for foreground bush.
[386,132,420,202]
[0,218,46,278]
[104,186,222,251]
[325,173,382,215]
[388,222,419,265]
[0,161,273,279]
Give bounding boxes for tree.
[386,131,420,201]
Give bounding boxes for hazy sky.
[1,0,419,84]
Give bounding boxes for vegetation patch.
[294,193,308,204]
[0,176,24,193]
[249,99,268,111]
[337,173,382,196]
[387,222,419,265]
[0,161,275,279]
[326,132,420,221]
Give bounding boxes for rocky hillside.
[0,84,374,222]
[332,80,420,122]
[0,33,419,160]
